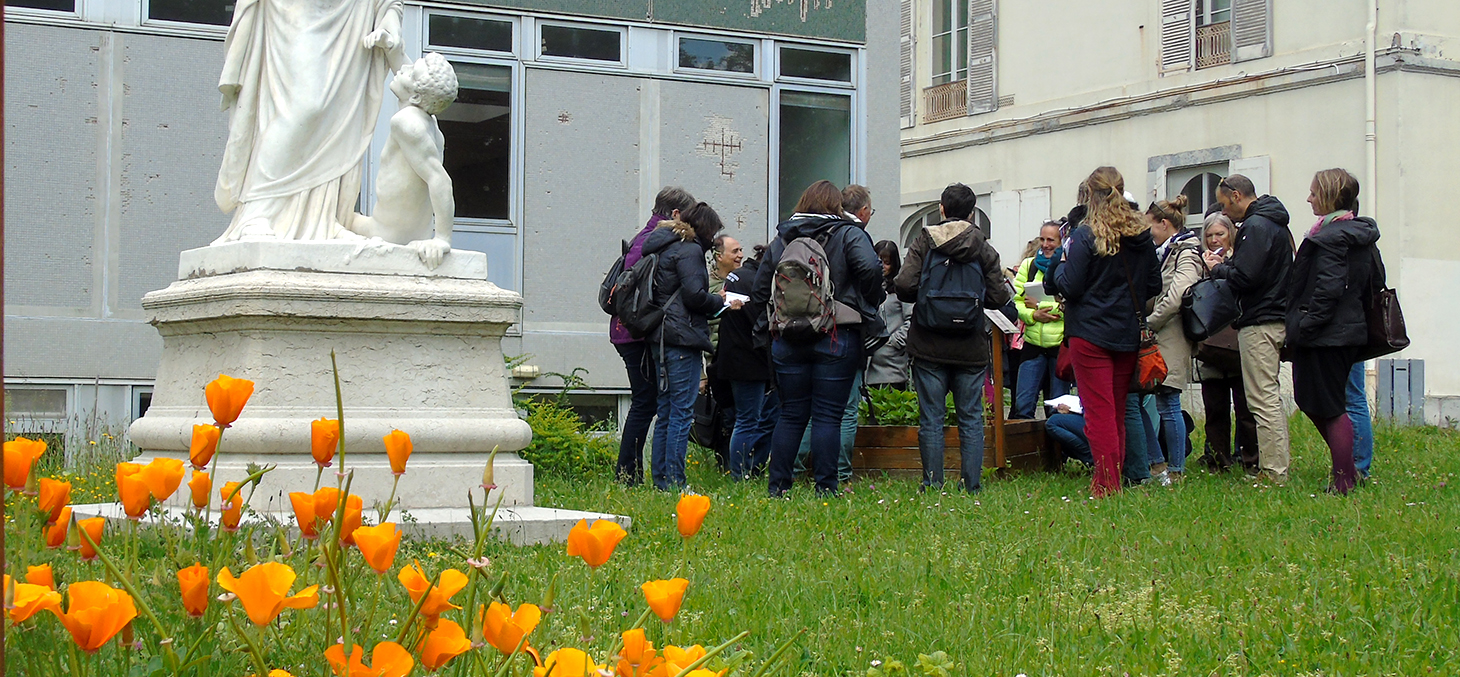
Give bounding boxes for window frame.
[3,0,81,19]
[671,31,760,80]
[774,43,857,89]
[1196,0,1233,27]
[768,81,860,234]
[533,19,628,68]
[139,0,233,32]
[425,9,519,56]
[929,0,968,86]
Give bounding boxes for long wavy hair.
[1083,166,1146,256]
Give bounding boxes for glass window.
[9,0,76,11]
[678,37,755,74]
[7,389,68,418]
[930,0,969,84]
[779,47,852,82]
[429,15,513,53]
[148,0,234,26]
[438,63,513,221]
[1197,0,1233,25]
[452,230,517,291]
[778,91,851,220]
[1180,173,1224,226]
[540,24,622,62]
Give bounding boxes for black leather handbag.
[1360,247,1409,360]
[1181,274,1240,342]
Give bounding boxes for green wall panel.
[453,0,866,43]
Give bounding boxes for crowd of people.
[605,165,1384,499]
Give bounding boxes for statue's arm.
[363,3,407,73]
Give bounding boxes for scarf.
[1308,210,1354,239]
[1032,250,1053,275]
[1157,229,1196,264]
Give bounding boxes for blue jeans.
[912,359,986,492]
[1012,347,1069,419]
[768,332,862,496]
[729,380,779,480]
[650,344,703,491]
[794,370,860,482]
[614,342,658,485]
[1045,413,1093,466]
[1123,394,1154,483]
[1347,362,1373,477]
[1148,389,1187,473]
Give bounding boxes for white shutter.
[899,0,915,128]
[1228,156,1271,196]
[988,190,1022,265]
[1231,0,1273,62]
[1159,0,1194,75]
[1018,187,1052,251]
[965,0,997,115]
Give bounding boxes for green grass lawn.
[6,420,1456,677]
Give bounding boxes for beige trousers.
[1239,323,1289,478]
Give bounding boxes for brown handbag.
[1123,254,1168,393]
[1360,246,1409,360]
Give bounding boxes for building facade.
[897,0,1460,424]
[3,0,904,443]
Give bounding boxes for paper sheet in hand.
[984,308,1019,334]
[1044,394,1082,414]
[724,291,749,304]
[1022,281,1049,302]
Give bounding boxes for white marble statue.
[214,0,406,243]
[344,53,458,269]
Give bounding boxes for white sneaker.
[1154,470,1172,487]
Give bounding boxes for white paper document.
[723,291,749,306]
[1044,394,1082,414]
[1022,280,1048,302]
[984,308,1020,334]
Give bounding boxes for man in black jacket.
[1204,174,1294,484]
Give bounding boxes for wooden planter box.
[852,419,1053,475]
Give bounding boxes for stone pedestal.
[122,240,629,541]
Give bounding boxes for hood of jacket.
[1311,216,1380,249]
[642,219,699,256]
[1243,195,1290,228]
[776,214,857,241]
[922,219,986,262]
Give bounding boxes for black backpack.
[597,239,631,315]
[914,248,985,333]
[610,252,679,339]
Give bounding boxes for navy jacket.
[1286,217,1381,348]
[1211,195,1294,328]
[642,220,722,353]
[1046,224,1161,353]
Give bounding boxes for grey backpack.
[770,232,860,341]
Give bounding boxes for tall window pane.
[148,0,234,26]
[778,92,851,220]
[438,63,512,221]
[429,15,513,52]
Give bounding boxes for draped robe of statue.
[214,0,403,242]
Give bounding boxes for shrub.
[518,397,617,478]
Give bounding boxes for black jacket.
[892,219,1011,368]
[1286,217,1381,348]
[1046,224,1161,353]
[751,215,887,343]
[1211,195,1294,328]
[713,258,771,382]
[642,220,722,353]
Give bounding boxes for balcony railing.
[1196,21,1232,69]
[922,80,967,124]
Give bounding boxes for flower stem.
[224,604,271,677]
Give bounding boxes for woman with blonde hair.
[1045,167,1161,496]
[1287,168,1380,494]
[1195,212,1259,472]
[1143,194,1202,483]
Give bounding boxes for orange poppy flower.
[675,494,710,538]
[565,519,628,568]
[352,523,401,574]
[116,462,143,484]
[4,574,61,622]
[615,628,660,677]
[479,601,542,655]
[188,471,211,509]
[419,618,472,672]
[118,470,152,519]
[533,648,606,677]
[3,437,47,491]
[206,374,255,427]
[312,486,340,524]
[217,562,319,627]
[51,581,137,652]
[220,481,244,532]
[140,457,186,502]
[26,564,56,590]
[189,424,221,470]
[38,478,71,525]
[323,641,414,677]
[76,516,106,561]
[644,645,713,677]
[45,507,72,548]
[177,563,209,617]
[397,561,468,621]
[288,492,319,539]
[641,578,689,622]
[311,418,340,467]
[383,430,412,476]
[339,494,363,547]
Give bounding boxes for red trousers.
[1069,337,1137,497]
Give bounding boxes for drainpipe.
[1365,0,1378,215]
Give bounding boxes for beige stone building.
[895,0,1460,424]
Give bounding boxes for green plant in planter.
[861,386,998,427]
